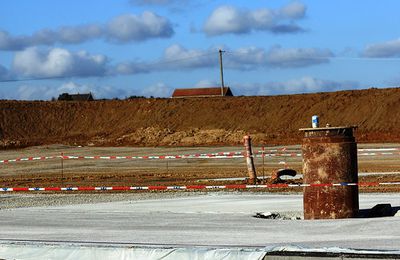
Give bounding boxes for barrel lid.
[299,126,357,131]
[300,125,357,138]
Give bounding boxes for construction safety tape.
[1,181,400,192]
[1,149,400,165]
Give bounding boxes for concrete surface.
[0,193,399,250]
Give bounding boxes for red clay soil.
[1,87,400,149]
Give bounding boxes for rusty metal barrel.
[300,126,359,219]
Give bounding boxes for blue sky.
[1,0,400,100]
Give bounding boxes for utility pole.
[219,49,225,96]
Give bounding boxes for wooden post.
[262,146,265,181]
[219,49,225,96]
[243,135,257,184]
[61,152,64,186]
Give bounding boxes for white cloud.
[0,64,11,80]
[7,44,333,80]
[5,82,128,100]
[170,45,332,69]
[204,6,252,35]
[56,82,128,99]
[203,2,306,36]
[194,79,219,88]
[0,11,174,51]
[266,45,332,68]
[225,46,267,70]
[280,1,306,19]
[0,30,31,51]
[0,77,361,100]
[57,25,103,43]
[363,38,400,58]
[112,44,333,75]
[113,44,219,74]
[114,61,150,75]
[140,82,173,97]
[234,76,360,96]
[12,47,108,78]
[106,12,173,43]
[159,44,217,69]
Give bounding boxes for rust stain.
[301,126,359,220]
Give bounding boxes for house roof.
[69,94,93,101]
[172,87,233,98]
[58,93,94,101]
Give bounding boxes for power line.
[224,50,400,61]
[2,51,400,83]
[0,75,78,83]
[330,57,400,61]
[146,52,215,66]
[0,51,217,83]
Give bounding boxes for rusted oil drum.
[300,126,359,219]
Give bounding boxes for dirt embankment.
[1,87,400,149]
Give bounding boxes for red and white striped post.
[243,135,257,184]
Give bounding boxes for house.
[58,93,94,101]
[171,87,233,98]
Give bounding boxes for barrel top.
[299,126,357,131]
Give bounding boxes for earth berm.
[1,87,400,149]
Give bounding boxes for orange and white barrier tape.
[1,148,400,165]
[1,181,400,192]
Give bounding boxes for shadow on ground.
[357,204,400,218]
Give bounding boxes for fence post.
[262,146,265,181]
[243,135,257,184]
[61,152,64,186]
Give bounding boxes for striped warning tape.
[0,156,59,164]
[1,148,400,165]
[1,181,400,192]
[0,152,244,164]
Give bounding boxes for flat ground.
[0,193,399,251]
[0,144,400,258]
[0,144,399,192]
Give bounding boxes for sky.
[1,0,400,100]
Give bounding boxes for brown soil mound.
[1,87,400,148]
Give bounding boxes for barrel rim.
[299,125,358,131]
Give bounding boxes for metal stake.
[262,146,265,181]
[61,152,64,186]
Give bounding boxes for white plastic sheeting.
[0,243,267,260]
[1,243,400,260]
[267,245,400,255]
[0,193,400,257]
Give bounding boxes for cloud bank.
[203,2,306,36]
[1,82,129,101]
[140,82,173,97]
[5,44,333,80]
[0,11,174,51]
[12,47,108,78]
[363,38,400,58]
[0,81,174,100]
[0,76,361,101]
[234,76,360,96]
[114,44,332,75]
[0,64,12,81]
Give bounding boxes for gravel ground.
[0,191,301,210]
[0,192,205,209]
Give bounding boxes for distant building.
[58,93,94,101]
[171,87,233,98]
